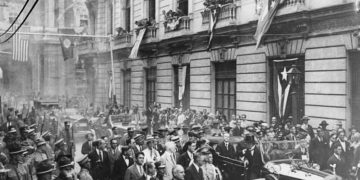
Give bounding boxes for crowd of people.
[0,101,358,180]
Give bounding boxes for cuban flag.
[272,58,298,119]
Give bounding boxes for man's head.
[146,140,154,149]
[338,131,345,141]
[290,126,297,134]
[206,153,214,164]
[121,146,131,157]
[143,162,156,176]
[172,165,185,180]
[135,152,145,165]
[95,139,106,150]
[193,152,205,166]
[330,134,337,142]
[165,141,176,153]
[86,133,94,141]
[110,139,118,149]
[334,145,342,155]
[223,133,230,143]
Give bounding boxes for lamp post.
[287,64,302,124]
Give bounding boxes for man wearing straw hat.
[143,135,160,163]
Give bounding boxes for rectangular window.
[146,67,157,109]
[125,0,131,32]
[177,0,188,15]
[149,0,156,21]
[215,61,236,122]
[123,69,131,108]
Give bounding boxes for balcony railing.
[114,33,132,46]
[164,16,191,33]
[201,3,237,24]
[284,0,305,6]
[144,26,158,39]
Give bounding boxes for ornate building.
[78,0,360,129]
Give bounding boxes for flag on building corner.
[207,6,220,50]
[12,25,30,62]
[254,0,285,49]
[129,28,146,59]
[59,28,75,61]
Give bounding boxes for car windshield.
[259,140,309,163]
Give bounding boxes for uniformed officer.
[36,160,56,180]
[32,138,50,166]
[5,142,36,180]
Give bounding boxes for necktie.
[199,167,204,180]
[99,151,103,162]
[225,143,228,151]
[89,141,92,150]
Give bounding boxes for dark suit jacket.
[88,149,111,180]
[113,155,134,180]
[124,164,143,180]
[309,137,328,169]
[232,127,244,136]
[177,152,192,169]
[245,147,263,176]
[81,141,93,155]
[327,154,347,178]
[185,164,204,180]
[215,142,236,158]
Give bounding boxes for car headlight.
[265,162,281,174]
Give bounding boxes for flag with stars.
[272,58,298,119]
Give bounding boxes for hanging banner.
[179,66,187,100]
[129,28,146,59]
[254,0,284,48]
[272,58,298,119]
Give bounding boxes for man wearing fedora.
[125,152,146,180]
[77,154,93,180]
[36,160,55,180]
[319,120,330,141]
[242,135,263,180]
[300,116,314,139]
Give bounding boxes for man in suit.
[124,152,145,180]
[138,162,158,180]
[113,146,134,180]
[215,133,236,180]
[332,131,351,171]
[160,141,177,180]
[108,138,122,175]
[177,141,196,169]
[81,132,95,155]
[285,126,297,141]
[184,151,205,180]
[309,129,328,170]
[232,121,244,137]
[327,145,347,179]
[88,139,111,180]
[242,135,263,180]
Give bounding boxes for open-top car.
[259,140,340,180]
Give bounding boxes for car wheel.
[265,174,279,180]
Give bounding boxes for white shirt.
[136,164,144,176]
[187,151,194,166]
[334,153,341,160]
[339,140,346,152]
[193,163,200,173]
[143,148,160,163]
[123,155,129,166]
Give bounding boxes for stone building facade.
[79,0,360,130]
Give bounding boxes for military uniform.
[5,163,35,180]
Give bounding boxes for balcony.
[113,33,133,49]
[77,38,96,55]
[164,16,191,33]
[277,0,307,16]
[142,26,158,43]
[201,3,237,24]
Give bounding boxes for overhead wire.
[0,0,40,44]
[0,0,31,38]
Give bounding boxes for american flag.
[12,25,29,62]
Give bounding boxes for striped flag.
[207,7,220,50]
[129,28,146,59]
[12,25,29,62]
[254,0,284,48]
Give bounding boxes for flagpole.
[109,37,116,104]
